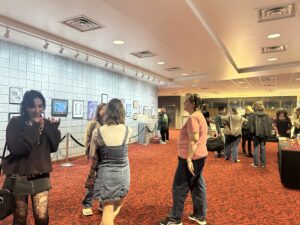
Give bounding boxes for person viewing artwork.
[82,103,106,216]
[160,93,208,225]
[242,106,254,157]
[272,109,292,138]
[158,108,170,144]
[2,90,61,225]
[89,99,132,225]
[248,101,272,168]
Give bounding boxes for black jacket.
[248,112,272,138]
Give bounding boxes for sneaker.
[188,214,206,225]
[261,164,266,169]
[251,163,258,168]
[233,159,241,163]
[160,217,182,225]
[82,208,93,216]
[160,141,166,144]
[224,157,230,161]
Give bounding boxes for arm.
[272,118,279,135]
[89,129,99,158]
[83,121,97,148]
[6,118,40,157]
[186,132,199,161]
[43,120,61,153]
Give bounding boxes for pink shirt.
[177,111,208,159]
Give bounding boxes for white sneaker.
[82,208,93,216]
[160,141,166,144]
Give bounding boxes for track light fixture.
[141,74,145,78]
[43,41,49,50]
[104,62,109,67]
[4,28,9,38]
[135,71,138,77]
[74,51,79,59]
[85,54,89,62]
[59,46,64,54]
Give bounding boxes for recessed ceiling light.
[113,40,125,45]
[244,87,250,89]
[192,84,197,87]
[157,61,165,65]
[268,58,278,61]
[267,33,280,39]
[296,77,300,81]
[238,81,245,84]
[181,73,188,76]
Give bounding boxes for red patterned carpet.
[1,129,300,225]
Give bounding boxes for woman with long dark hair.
[90,99,132,225]
[272,109,292,138]
[2,90,61,225]
[160,93,208,225]
[82,103,106,216]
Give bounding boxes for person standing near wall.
[160,93,208,225]
[2,90,61,225]
[82,103,106,216]
[242,106,254,157]
[214,105,226,158]
[158,108,169,144]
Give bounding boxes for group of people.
[2,89,299,225]
[207,102,300,168]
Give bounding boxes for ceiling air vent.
[263,83,276,87]
[61,15,104,32]
[131,50,156,58]
[165,67,182,72]
[262,45,287,53]
[258,4,296,22]
[260,76,275,81]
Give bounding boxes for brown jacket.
[2,116,61,175]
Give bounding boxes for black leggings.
[13,191,49,225]
[160,126,169,142]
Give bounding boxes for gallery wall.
[0,40,158,160]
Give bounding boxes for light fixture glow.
[157,61,165,65]
[59,46,64,54]
[268,58,278,61]
[267,33,280,39]
[296,77,300,81]
[113,40,125,45]
[181,73,188,76]
[238,81,245,84]
[4,28,9,38]
[43,41,49,50]
[244,87,250,89]
[192,84,197,87]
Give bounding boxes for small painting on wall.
[133,100,138,109]
[101,94,108,104]
[8,112,21,121]
[51,99,68,117]
[133,113,138,120]
[87,101,98,120]
[72,100,84,119]
[9,87,23,104]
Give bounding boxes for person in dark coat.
[242,106,254,157]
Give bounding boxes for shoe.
[261,164,266,169]
[166,140,169,143]
[160,141,166,144]
[247,153,253,158]
[251,163,258,168]
[188,214,206,225]
[225,157,229,161]
[160,217,182,225]
[233,159,240,163]
[82,208,93,216]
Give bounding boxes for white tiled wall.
[0,40,158,160]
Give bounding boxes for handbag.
[206,136,225,152]
[0,143,14,220]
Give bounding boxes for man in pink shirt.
[160,93,208,225]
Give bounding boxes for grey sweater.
[222,114,247,137]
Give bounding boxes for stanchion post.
[61,133,74,167]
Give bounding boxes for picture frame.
[133,100,138,109]
[51,99,68,117]
[87,101,98,120]
[101,94,108,104]
[126,104,132,117]
[72,100,84,119]
[8,112,21,121]
[133,113,138,120]
[9,87,23,104]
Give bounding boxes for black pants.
[169,157,207,221]
[160,126,169,142]
[242,130,252,154]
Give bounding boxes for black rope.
[70,134,85,147]
[145,123,157,133]
[60,135,66,143]
[130,126,145,139]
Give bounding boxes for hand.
[48,117,60,124]
[187,160,195,176]
[33,116,44,125]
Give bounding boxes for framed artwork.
[87,101,98,120]
[143,106,148,115]
[133,113,138,120]
[72,100,84,119]
[151,107,156,119]
[133,100,138,109]
[126,104,132,117]
[101,94,108,104]
[8,112,20,121]
[120,99,125,107]
[138,105,143,114]
[51,99,68,117]
[9,87,23,104]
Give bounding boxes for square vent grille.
[61,15,104,32]
[131,50,156,58]
[262,45,287,53]
[165,67,182,72]
[258,4,296,22]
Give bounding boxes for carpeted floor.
[1,129,300,225]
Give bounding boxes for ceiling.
[0,0,300,97]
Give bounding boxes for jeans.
[169,157,207,221]
[82,187,94,208]
[253,136,266,166]
[225,135,241,162]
